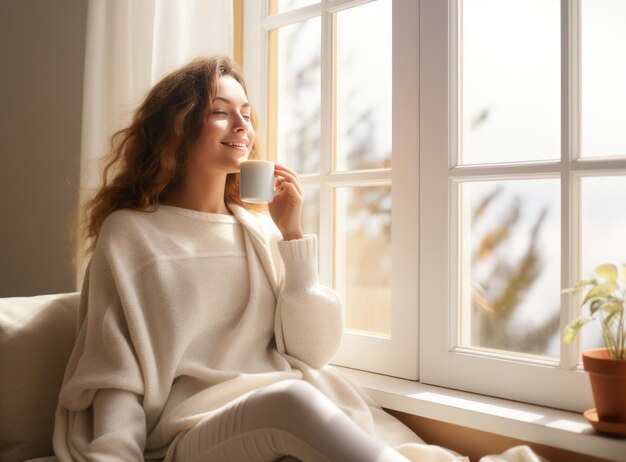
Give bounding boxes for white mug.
[240,160,277,203]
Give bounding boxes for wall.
[0,0,88,296]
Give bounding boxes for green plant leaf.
[619,264,626,284]
[599,299,624,315]
[578,278,598,287]
[599,300,623,327]
[583,282,618,305]
[561,287,581,294]
[563,317,592,344]
[561,279,597,294]
[595,263,618,283]
[589,298,605,315]
[604,309,619,330]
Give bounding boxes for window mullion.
[319,4,334,288]
[560,0,582,370]
[325,0,378,14]
[261,3,323,30]
[450,0,461,168]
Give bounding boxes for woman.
[53,55,463,462]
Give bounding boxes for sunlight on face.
[187,75,255,175]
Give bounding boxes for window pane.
[302,186,320,237]
[581,0,626,158]
[275,17,321,174]
[269,0,318,15]
[334,186,391,336]
[461,0,560,164]
[335,0,392,171]
[460,179,560,357]
[302,186,320,269]
[580,176,626,352]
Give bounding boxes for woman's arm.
[274,234,344,369]
[265,163,344,368]
[87,389,146,460]
[54,225,147,461]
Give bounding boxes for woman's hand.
[269,163,304,241]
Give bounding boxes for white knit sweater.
[53,202,463,462]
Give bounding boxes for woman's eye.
[212,111,227,115]
[243,114,251,121]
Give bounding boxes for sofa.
[0,293,303,462]
[0,292,80,462]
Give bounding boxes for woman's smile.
[221,140,249,152]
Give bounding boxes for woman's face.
[187,75,255,175]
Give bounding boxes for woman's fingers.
[274,164,301,191]
[275,162,298,178]
[275,176,302,198]
[274,165,303,196]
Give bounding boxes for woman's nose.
[232,113,247,132]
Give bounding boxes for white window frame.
[243,0,419,379]
[243,0,626,412]
[420,0,626,413]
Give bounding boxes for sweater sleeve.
[274,234,344,369]
[53,225,147,461]
[85,389,146,460]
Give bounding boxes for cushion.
[0,292,80,462]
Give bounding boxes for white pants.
[172,379,409,462]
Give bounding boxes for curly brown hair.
[73,55,267,265]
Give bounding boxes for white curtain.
[76,0,233,288]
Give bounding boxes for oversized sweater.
[53,202,465,462]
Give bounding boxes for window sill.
[331,365,625,461]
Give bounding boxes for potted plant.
[563,263,626,436]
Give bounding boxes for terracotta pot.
[582,348,626,423]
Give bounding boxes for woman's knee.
[247,380,340,426]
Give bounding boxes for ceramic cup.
[240,160,277,203]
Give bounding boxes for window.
[420,0,626,412]
[243,0,626,411]
[243,0,419,378]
